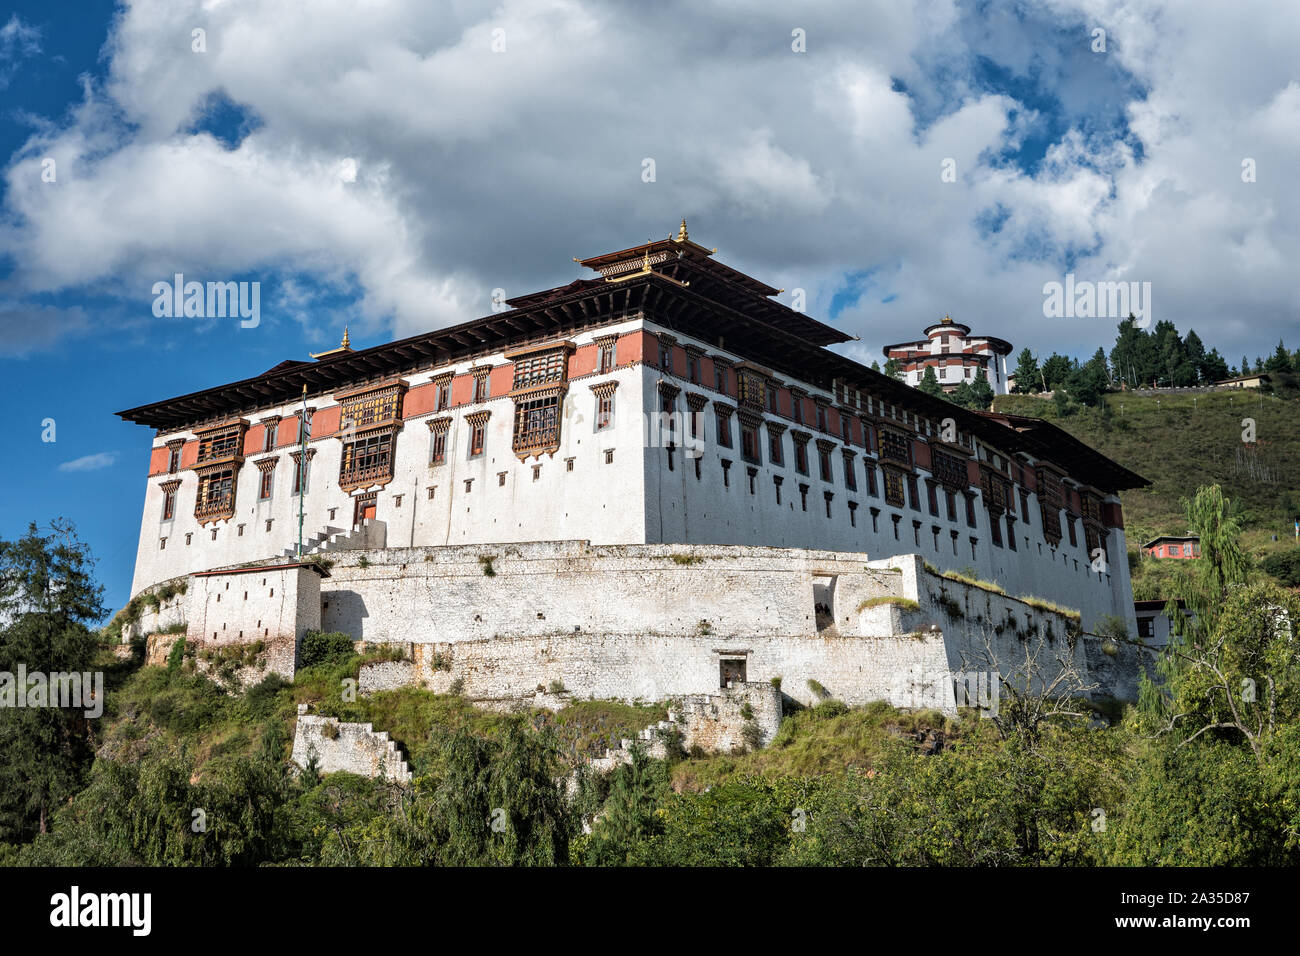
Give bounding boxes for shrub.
[165,636,186,675]
[1262,549,1300,587]
[299,631,357,668]
[479,555,496,576]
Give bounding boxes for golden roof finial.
[309,325,356,360]
[677,218,689,242]
[942,313,953,324]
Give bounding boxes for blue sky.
[2,0,1298,617]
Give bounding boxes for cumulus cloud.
[1,0,1297,363]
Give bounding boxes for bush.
[165,636,186,675]
[299,631,357,668]
[1262,549,1300,587]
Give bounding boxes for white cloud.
[1,0,1298,363]
[58,452,118,472]
[0,14,41,88]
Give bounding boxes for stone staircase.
[291,709,413,782]
[279,518,386,558]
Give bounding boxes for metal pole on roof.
[298,384,307,558]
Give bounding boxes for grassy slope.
[992,391,1300,559]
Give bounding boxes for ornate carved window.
[166,439,185,474]
[290,448,316,495]
[791,429,811,475]
[513,395,560,455]
[194,419,247,467]
[467,410,491,458]
[931,449,969,490]
[512,353,565,391]
[842,449,858,491]
[712,356,733,394]
[506,342,573,460]
[195,467,236,524]
[740,410,763,464]
[882,468,906,508]
[473,367,492,402]
[339,384,403,432]
[1036,465,1065,546]
[790,388,806,425]
[879,427,911,467]
[335,380,407,492]
[253,457,278,500]
[160,479,181,521]
[816,439,836,482]
[427,417,451,466]
[595,335,617,374]
[591,380,618,431]
[766,420,786,466]
[261,418,280,452]
[736,368,767,410]
[339,430,396,492]
[190,419,246,523]
[714,402,735,449]
[433,373,453,412]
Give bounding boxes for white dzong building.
[883,315,1014,394]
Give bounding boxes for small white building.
[883,315,1014,395]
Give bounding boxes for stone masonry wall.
[291,712,412,782]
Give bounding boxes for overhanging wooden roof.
[116,239,1145,495]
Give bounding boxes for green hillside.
[992,390,1300,558]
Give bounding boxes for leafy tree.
[433,719,574,866]
[0,520,105,840]
[628,778,793,866]
[1011,348,1041,393]
[917,365,943,397]
[581,742,667,865]
[881,357,904,381]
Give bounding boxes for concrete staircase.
[279,518,386,558]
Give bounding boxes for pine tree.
[1011,348,1040,394]
[1041,353,1073,392]
[917,365,944,397]
[881,357,904,381]
[1184,329,1206,383]
[1202,348,1229,383]
[1264,340,1292,373]
[968,368,994,409]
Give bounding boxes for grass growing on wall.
[856,596,921,612]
